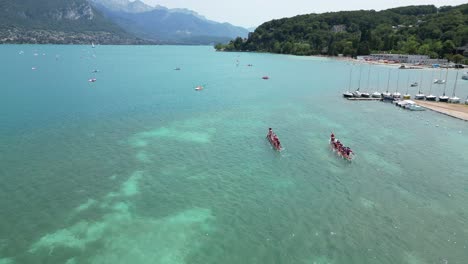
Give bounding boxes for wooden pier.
[346,97,382,101]
[415,101,468,121]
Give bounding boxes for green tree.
[452,54,465,63]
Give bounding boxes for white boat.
[343,65,355,98]
[352,91,362,97]
[406,103,425,111]
[414,93,425,100]
[425,69,436,101]
[397,100,425,111]
[361,92,370,98]
[448,96,460,103]
[372,92,381,98]
[92,42,95,48]
[438,68,449,102]
[439,95,449,102]
[462,73,468,80]
[434,79,446,84]
[382,69,394,101]
[448,70,460,103]
[392,69,402,99]
[354,64,370,97]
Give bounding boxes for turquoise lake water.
[1,45,468,264]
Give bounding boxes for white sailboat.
[371,67,381,98]
[403,71,411,99]
[359,64,370,98]
[392,69,401,99]
[438,68,449,102]
[343,65,354,98]
[425,69,437,101]
[414,70,425,100]
[448,70,460,103]
[382,69,393,101]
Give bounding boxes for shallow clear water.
[1,45,468,264]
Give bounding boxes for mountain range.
[0,0,249,44]
[91,0,249,44]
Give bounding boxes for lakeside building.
[357,54,448,65]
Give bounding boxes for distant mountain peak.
[90,0,154,13]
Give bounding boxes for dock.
[415,101,468,121]
[347,97,382,101]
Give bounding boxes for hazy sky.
[142,0,467,28]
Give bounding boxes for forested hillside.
[216,4,468,61]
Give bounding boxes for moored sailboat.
[425,69,437,101]
[448,70,460,103]
[403,71,411,99]
[438,68,449,102]
[392,69,401,99]
[382,69,393,101]
[343,65,354,98]
[414,71,425,100]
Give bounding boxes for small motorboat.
[329,133,353,161]
[92,69,99,73]
[405,103,425,111]
[247,64,253,67]
[174,67,181,71]
[410,82,418,87]
[262,76,269,80]
[266,128,282,151]
[371,92,381,98]
[31,67,37,70]
[343,91,353,98]
[195,85,203,91]
[434,79,446,84]
[462,73,468,80]
[88,78,97,83]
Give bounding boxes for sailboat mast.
[405,71,410,94]
[366,65,371,91]
[452,70,459,97]
[358,64,363,91]
[386,69,391,93]
[429,70,434,94]
[348,65,353,92]
[443,68,449,96]
[396,69,400,92]
[418,70,423,94]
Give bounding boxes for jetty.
[416,101,468,121]
[347,97,381,101]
